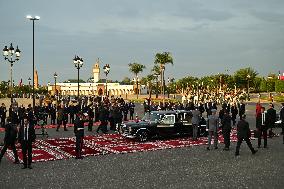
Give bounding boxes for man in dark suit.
[0,117,19,163]
[222,110,232,151]
[279,103,284,144]
[129,101,135,120]
[74,112,85,159]
[70,104,77,124]
[256,107,268,148]
[96,104,109,134]
[238,101,246,119]
[266,103,276,138]
[87,106,94,131]
[235,114,257,156]
[18,117,36,169]
[231,103,238,126]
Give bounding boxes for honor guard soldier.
[74,112,85,159]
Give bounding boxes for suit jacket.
[4,123,18,144]
[18,123,36,143]
[221,114,232,131]
[280,107,284,121]
[207,115,219,132]
[239,104,245,115]
[266,108,276,127]
[191,109,200,125]
[237,119,250,138]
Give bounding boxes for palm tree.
[154,52,173,100]
[141,74,156,99]
[128,62,146,99]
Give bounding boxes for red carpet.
[3,129,248,163]
[0,121,138,132]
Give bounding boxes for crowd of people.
[0,93,283,168]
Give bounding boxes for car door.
[157,114,176,136]
[179,112,193,135]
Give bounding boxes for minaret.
[93,58,100,83]
[34,70,39,89]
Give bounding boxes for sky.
[0,0,284,85]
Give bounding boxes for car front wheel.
[137,131,148,142]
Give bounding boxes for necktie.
[262,113,265,125]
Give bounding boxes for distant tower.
[34,70,39,89]
[93,58,100,83]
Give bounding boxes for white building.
[47,59,140,96]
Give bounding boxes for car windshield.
[142,112,163,122]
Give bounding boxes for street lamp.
[54,72,58,97]
[28,77,31,86]
[73,55,84,99]
[160,64,166,104]
[247,74,251,101]
[28,77,31,98]
[103,64,110,96]
[3,43,21,104]
[26,15,40,108]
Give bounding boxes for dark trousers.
[21,141,32,166]
[0,142,19,161]
[235,137,255,155]
[88,119,93,131]
[1,117,5,127]
[232,116,236,126]
[109,117,115,131]
[96,121,108,133]
[75,135,83,158]
[70,115,74,124]
[124,114,128,121]
[223,130,231,148]
[51,117,56,125]
[95,113,99,122]
[113,118,122,131]
[258,129,267,147]
[130,113,134,120]
[57,119,67,130]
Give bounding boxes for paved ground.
[0,101,283,189]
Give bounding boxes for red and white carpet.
[3,129,247,163]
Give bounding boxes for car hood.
[124,121,156,128]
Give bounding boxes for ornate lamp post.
[73,55,84,99]
[54,72,58,96]
[3,43,21,104]
[103,64,110,96]
[54,72,58,97]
